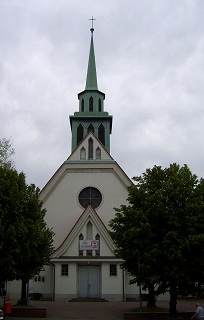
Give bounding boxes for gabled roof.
[39,130,133,200]
[51,205,116,259]
[67,131,113,162]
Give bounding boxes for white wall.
[101,263,124,300]
[54,262,77,299]
[42,166,130,249]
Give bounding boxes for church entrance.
[78,266,100,298]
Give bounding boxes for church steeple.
[69,24,112,155]
[85,29,98,90]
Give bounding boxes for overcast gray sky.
[1,0,204,189]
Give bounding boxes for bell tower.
[69,24,112,154]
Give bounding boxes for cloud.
[1,0,204,188]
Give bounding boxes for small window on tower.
[89,97,93,112]
[77,124,83,145]
[96,147,101,159]
[98,124,105,146]
[88,124,94,133]
[88,138,93,159]
[81,99,85,112]
[98,99,102,112]
[80,147,86,160]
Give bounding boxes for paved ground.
[1,298,202,320]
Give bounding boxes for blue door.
[78,266,100,298]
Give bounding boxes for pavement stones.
[3,299,201,320]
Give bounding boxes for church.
[7,26,140,301]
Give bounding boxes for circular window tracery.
[79,187,102,209]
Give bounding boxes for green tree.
[0,166,54,304]
[0,138,15,168]
[109,163,204,314]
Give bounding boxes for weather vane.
[89,16,96,33]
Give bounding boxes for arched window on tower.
[81,99,84,112]
[96,147,101,159]
[80,147,86,160]
[88,138,93,159]
[98,99,102,112]
[98,124,105,146]
[77,124,83,146]
[88,124,94,134]
[89,96,93,112]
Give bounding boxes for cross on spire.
[89,16,96,33]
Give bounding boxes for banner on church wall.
[80,240,99,250]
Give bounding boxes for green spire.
[85,29,98,90]
[69,22,113,154]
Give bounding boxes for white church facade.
[7,27,141,301]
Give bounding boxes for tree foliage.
[0,138,15,169]
[0,166,54,303]
[109,163,204,313]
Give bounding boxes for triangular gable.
[51,205,116,258]
[40,157,133,204]
[67,131,113,162]
[40,130,133,199]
